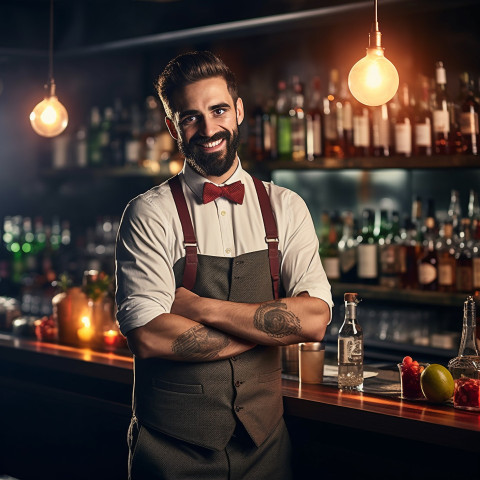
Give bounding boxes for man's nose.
[198,117,217,138]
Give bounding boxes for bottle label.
[433,110,450,133]
[460,111,479,135]
[372,106,390,147]
[323,257,340,280]
[473,258,480,288]
[357,244,378,278]
[343,103,353,131]
[339,337,363,363]
[353,115,370,147]
[278,116,292,154]
[394,122,412,154]
[415,123,432,147]
[418,263,437,285]
[438,263,454,286]
[324,114,338,141]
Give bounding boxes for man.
[115,50,333,479]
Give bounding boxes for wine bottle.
[305,77,323,160]
[414,75,433,156]
[432,61,451,155]
[393,83,414,157]
[357,209,378,284]
[290,76,307,162]
[323,69,343,159]
[276,80,293,161]
[459,73,480,155]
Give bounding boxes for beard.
[178,127,240,178]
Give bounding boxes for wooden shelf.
[330,282,469,307]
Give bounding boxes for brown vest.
[133,175,283,451]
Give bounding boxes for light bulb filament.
[40,104,58,125]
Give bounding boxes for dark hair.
[156,51,238,118]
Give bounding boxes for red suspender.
[168,174,280,299]
[252,177,280,300]
[168,175,198,291]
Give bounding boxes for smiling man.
[115,51,333,480]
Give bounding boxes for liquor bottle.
[417,199,438,291]
[338,211,358,283]
[400,217,421,289]
[356,209,378,284]
[87,106,103,167]
[322,220,340,282]
[338,79,354,157]
[471,219,480,290]
[352,98,371,157]
[261,97,274,160]
[448,296,480,411]
[276,80,292,161]
[100,106,114,165]
[448,189,462,237]
[432,61,451,155]
[414,75,433,156]
[124,103,142,167]
[372,104,391,157]
[393,83,414,157]
[75,125,88,168]
[338,292,363,391]
[468,189,480,234]
[459,73,479,155]
[323,69,343,159]
[248,97,266,162]
[379,211,402,288]
[436,222,457,292]
[305,77,323,161]
[290,77,307,162]
[455,218,474,293]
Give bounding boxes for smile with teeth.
[200,138,224,149]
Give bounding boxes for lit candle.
[103,329,119,348]
[77,316,94,343]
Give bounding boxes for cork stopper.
[344,292,358,302]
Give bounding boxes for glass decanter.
[448,296,480,411]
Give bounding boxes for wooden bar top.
[2,334,479,453]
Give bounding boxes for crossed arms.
[126,288,331,362]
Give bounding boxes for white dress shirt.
[115,159,333,335]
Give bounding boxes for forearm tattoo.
[172,324,229,360]
[254,301,302,338]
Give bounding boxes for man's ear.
[236,98,244,126]
[165,117,178,140]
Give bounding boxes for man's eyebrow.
[179,109,199,119]
[209,103,231,111]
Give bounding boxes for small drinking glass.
[398,362,429,400]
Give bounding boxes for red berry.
[402,356,413,366]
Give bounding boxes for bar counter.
[1,334,479,479]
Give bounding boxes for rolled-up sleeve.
[115,195,176,336]
[279,190,333,319]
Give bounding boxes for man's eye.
[181,116,197,125]
[214,108,226,116]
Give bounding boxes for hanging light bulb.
[30,0,68,137]
[30,80,68,137]
[348,0,399,107]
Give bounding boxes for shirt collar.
[182,158,245,202]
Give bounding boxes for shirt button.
[231,356,237,361]
[225,248,232,255]
[235,406,243,412]
[221,210,226,216]
[235,380,242,387]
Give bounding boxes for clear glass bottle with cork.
[448,296,480,411]
[338,292,364,390]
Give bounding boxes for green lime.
[420,364,454,403]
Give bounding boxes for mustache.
[190,130,230,146]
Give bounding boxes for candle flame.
[81,316,91,328]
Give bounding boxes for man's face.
[166,77,244,179]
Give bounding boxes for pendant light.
[348,0,399,107]
[30,0,68,137]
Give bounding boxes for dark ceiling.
[1,0,370,52]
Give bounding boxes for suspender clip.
[265,237,279,243]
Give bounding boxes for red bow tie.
[203,181,245,205]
